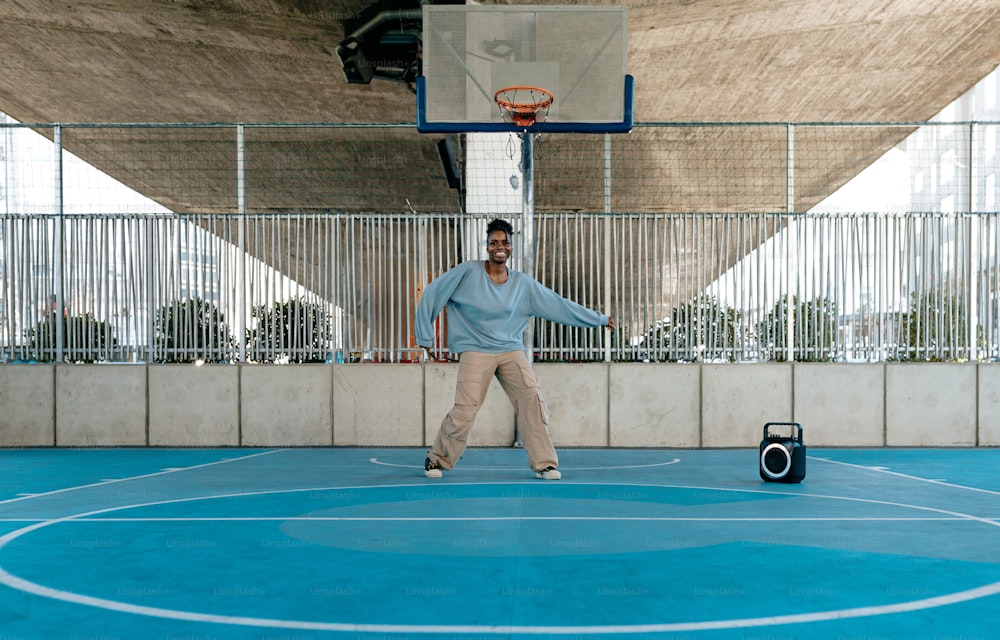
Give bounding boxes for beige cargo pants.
[427,350,557,472]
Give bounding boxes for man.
[415,218,615,480]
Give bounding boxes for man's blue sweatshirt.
[415,260,608,354]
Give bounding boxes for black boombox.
[759,422,806,483]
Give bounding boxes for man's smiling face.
[487,230,512,265]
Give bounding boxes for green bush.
[889,290,979,362]
[640,294,743,362]
[758,295,839,362]
[25,312,118,363]
[248,297,333,363]
[154,297,232,363]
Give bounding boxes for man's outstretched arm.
[415,266,467,347]
[529,280,613,329]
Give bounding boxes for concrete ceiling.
[3,0,999,125]
[3,0,1000,328]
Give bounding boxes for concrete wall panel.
[702,364,792,447]
[535,363,608,447]
[423,363,515,447]
[610,364,700,447]
[886,364,976,446]
[56,365,146,446]
[334,365,423,446]
[794,363,884,446]
[0,365,55,446]
[6,362,996,448]
[979,364,1000,446]
[149,365,239,446]
[241,365,332,446]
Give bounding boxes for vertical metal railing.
[785,124,795,362]
[2,209,1000,363]
[52,125,64,363]
[236,125,247,363]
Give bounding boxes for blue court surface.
[1,446,998,639]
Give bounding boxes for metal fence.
[2,121,1000,363]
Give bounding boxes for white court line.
[1,481,1000,634]
[369,457,681,471]
[0,561,999,637]
[0,449,286,506]
[811,456,1000,496]
[1,516,994,523]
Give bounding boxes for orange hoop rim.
[493,86,555,113]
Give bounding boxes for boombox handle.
[763,422,804,444]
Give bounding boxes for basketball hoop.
[494,86,554,128]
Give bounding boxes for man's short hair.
[486,218,514,238]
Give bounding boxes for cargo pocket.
[518,363,549,426]
[537,395,549,427]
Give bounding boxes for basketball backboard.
[417,4,633,134]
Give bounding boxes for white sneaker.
[535,466,561,480]
[424,457,443,478]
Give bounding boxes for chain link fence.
[1,121,999,363]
